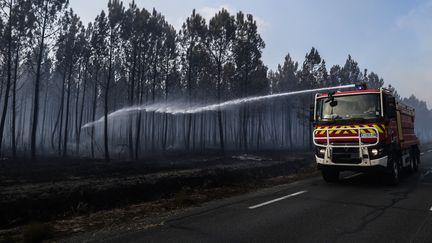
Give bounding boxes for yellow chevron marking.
[328,126,337,134]
[354,125,366,134]
[315,124,385,135]
[373,124,384,133]
[319,126,327,135]
[335,126,345,134]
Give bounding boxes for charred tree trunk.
[40,84,49,152]
[76,64,87,156]
[30,3,48,160]
[11,45,19,159]
[57,71,67,155]
[63,64,73,157]
[104,51,113,162]
[90,69,99,159]
[0,5,13,156]
[128,52,137,159]
[216,63,225,154]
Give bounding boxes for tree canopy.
[0,0,430,160]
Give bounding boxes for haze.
[70,0,432,108]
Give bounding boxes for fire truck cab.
[311,84,420,185]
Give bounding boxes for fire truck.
[311,84,420,185]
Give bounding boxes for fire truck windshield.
[316,93,381,122]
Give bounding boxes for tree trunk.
[63,64,73,157]
[57,71,67,155]
[76,64,87,156]
[11,44,19,159]
[30,3,48,160]
[104,50,113,162]
[216,63,224,154]
[0,4,13,156]
[40,83,49,152]
[128,52,137,159]
[91,71,98,159]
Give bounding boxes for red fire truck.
[311,84,420,185]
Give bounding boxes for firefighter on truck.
[310,83,420,185]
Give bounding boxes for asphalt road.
[108,150,432,243]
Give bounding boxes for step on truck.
[310,84,420,185]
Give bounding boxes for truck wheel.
[407,157,415,173]
[322,169,339,183]
[408,148,420,173]
[387,159,400,185]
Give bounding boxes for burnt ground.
[0,152,317,242]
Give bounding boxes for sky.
[69,0,432,107]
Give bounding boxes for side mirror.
[330,100,338,107]
[386,96,397,119]
[309,104,315,122]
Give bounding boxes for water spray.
[82,84,356,129]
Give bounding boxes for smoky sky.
[70,0,432,108]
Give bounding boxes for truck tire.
[322,168,339,183]
[407,156,415,173]
[408,148,420,173]
[387,157,400,185]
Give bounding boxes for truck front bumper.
[316,155,389,172]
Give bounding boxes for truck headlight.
[316,148,326,158]
[369,148,385,158]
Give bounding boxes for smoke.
[82,84,356,129]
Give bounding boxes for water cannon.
[355,83,367,90]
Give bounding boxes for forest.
[0,0,431,161]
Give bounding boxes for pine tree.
[329,65,342,87]
[28,0,69,160]
[298,47,321,89]
[178,9,208,151]
[341,54,361,84]
[367,71,384,89]
[272,53,299,93]
[103,0,124,162]
[206,8,236,152]
[233,12,266,151]
[54,9,84,157]
[89,10,109,159]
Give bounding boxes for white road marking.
[427,149,432,153]
[343,172,363,180]
[430,206,432,211]
[248,190,307,209]
[420,152,425,156]
[424,170,432,177]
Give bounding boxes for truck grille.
[332,147,362,164]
